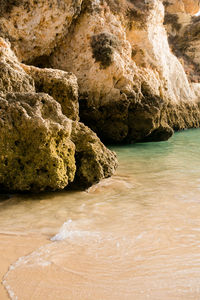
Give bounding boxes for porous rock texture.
[71,121,118,188]
[1,0,200,143]
[23,65,79,120]
[163,0,199,15]
[163,0,200,84]
[0,92,76,192]
[0,38,35,94]
[50,0,200,142]
[0,39,118,192]
[1,0,200,189]
[0,0,83,63]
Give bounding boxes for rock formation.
[0,38,35,94]
[163,0,200,84]
[0,92,76,192]
[0,0,83,63]
[163,0,199,15]
[23,65,79,120]
[0,0,200,190]
[50,0,200,142]
[71,121,118,188]
[0,38,117,192]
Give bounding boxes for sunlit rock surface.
[0,38,35,94]
[163,0,200,15]
[0,38,117,192]
[0,0,200,190]
[0,92,76,192]
[163,0,200,84]
[0,0,83,63]
[23,65,79,120]
[51,0,200,142]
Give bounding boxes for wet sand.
[0,234,48,299]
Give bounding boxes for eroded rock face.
[0,38,79,120]
[0,38,35,93]
[0,93,76,192]
[0,93,118,192]
[0,38,118,192]
[0,1,200,145]
[23,65,79,120]
[0,0,83,62]
[163,1,200,84]
[50,0,200,142]
[71,121,118,188]
[182,17,200,81]
[168,19,200,83]
[163,0,200,15]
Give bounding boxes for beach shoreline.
[0,234,48,300]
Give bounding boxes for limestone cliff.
[0,0,83,63]
[51,0,200,142]
[1,1,200,141]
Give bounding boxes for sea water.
[1,129,200,299]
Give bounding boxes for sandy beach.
[0,234,48,300]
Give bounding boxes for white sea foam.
[2,280,18,300]
[2,242,53,300]
[51,219,99,241]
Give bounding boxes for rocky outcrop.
[0,92,118,192]
[182,17,200,82]
[0,92,76,192]
[23,65,79,120]
[0,38,35,94]
[0,0,83,63]
[0,38,79,120]
[0,38,118,192]
[163,0,200,83]
[49,0,200,143]
[71,121,118,188]
[0,1,200,170]
[166,17,200,83]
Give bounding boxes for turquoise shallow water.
[111,128,200,203]
[1,129,200,299]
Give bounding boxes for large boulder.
[0,38,118,192]
[0,92,118,192]
[0,93,76,192]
